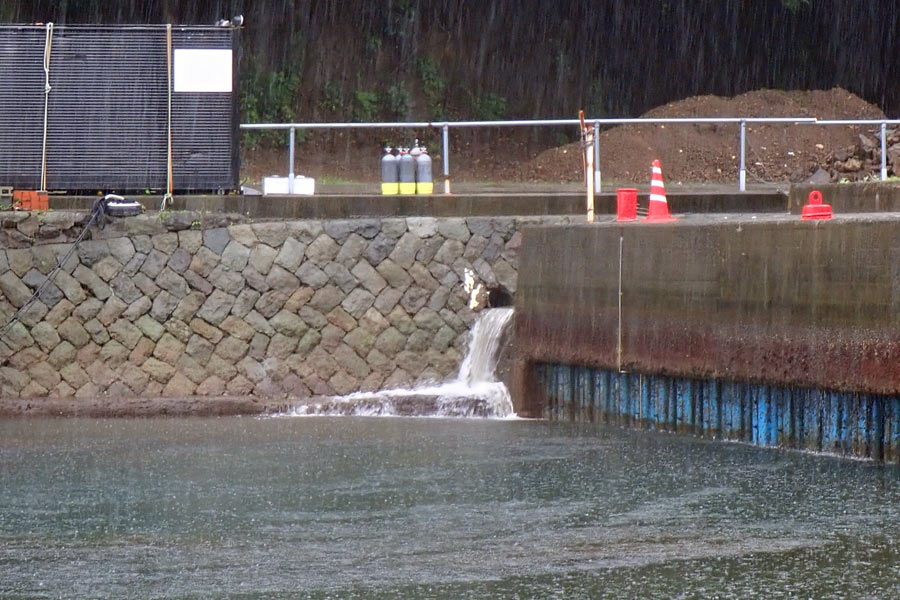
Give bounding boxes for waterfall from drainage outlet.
[286,308,515,418]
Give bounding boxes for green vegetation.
[418,55,449,119]
[240,64,302,148]
[318,80,345,118]
[352,89,380,122]
[470,92,508,121]
[587,78,605,118]
[781,0,811,12]
[4,0,892,137]
[363,32,382,55]
[384,82,410,121]
[316,175,356,185]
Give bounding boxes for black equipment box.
[0,24,240,193]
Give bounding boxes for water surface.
[1,417,899,598]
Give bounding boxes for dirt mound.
[524,88,887,185]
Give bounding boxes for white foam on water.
[285,308,516,419]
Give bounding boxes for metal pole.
[617,235,623,373]
[442,123,450,194]
[593,119,601,193]
[586,128,595,222]
[240,116,818,130]
[288,127,296,194]
[739,119,747,192]
[881,122,888,181]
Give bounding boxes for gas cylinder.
[381,147,399,195]
[416,147,433,194]
[398,147,416,195]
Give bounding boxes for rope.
[163,23,174,209]
[0,197,109,349]
[39,22,54,192]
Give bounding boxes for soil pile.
[524,88,888,185]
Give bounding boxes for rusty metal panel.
[536,361,900,463]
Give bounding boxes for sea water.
[1,417,899,598]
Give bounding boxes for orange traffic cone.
[644,159,676,222]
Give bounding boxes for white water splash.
[286,308,516,419]
[457,307,514,385]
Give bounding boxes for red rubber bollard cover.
[802,189,832,220]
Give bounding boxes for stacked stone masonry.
[0,211,577,400]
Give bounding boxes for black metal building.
[0,23,239,193]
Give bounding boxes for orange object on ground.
[644,159,677,223]
[13,190,34,210]
[616,188,638,221]
[11,190,48,211]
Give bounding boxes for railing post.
[881,121,888,181]
[739,119,746,192]
[585,127,595,222]
[442,123,450,194]
[288,126,296,194]
[593,119,601,193]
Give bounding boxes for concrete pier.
[514,209,900,462]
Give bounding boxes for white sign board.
[173,49,233,92]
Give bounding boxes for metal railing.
[240,117,900,192]
[815,120,900,182]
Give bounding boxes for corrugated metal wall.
[0,28,45,189]
[537,362,900,463]
[0,24,238,193]
[171,28,238,193]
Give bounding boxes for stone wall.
[0,211,577,400]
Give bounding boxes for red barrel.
[616,188,638,221]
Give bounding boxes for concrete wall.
[790,182,900,213]
[514,213,900,460]
[0,211,578,400]
[43,191,785,219]
[515,214,900,401]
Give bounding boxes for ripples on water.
[1,417,899,598]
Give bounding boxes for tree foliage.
[4,0,897,126]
